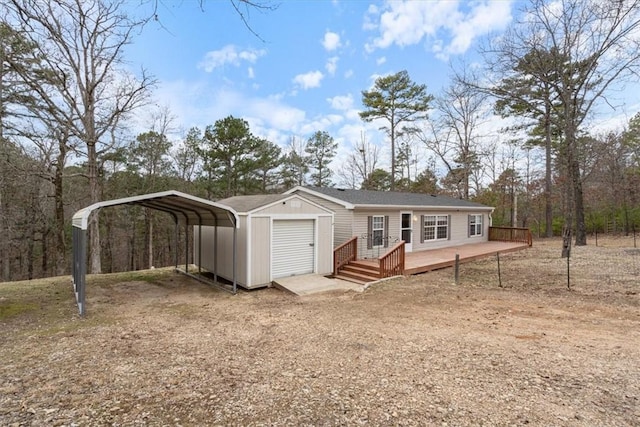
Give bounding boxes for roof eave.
[352,203,494,211]
[72,190,240,230]
[284,186,355,209]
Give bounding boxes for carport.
[71,190,239,316]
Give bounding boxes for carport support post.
[72,226,87,316]
[198,222,202,274]
[233,226,237,294]
[214,222,218,282]
[185,222,189,273]
[174,219,179,269]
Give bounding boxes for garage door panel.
[272,220,314,278]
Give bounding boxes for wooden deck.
[355,241,529,276]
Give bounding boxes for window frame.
[423,214,448,241]
[469,214,483,237]
[372,215,385,247]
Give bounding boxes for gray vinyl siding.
[194,216,248,287]
[290,190,354,247]
[353,210,401,259]
[249,216,271,286]
[316,216,333,274]
[413,210,489,251]
[348,209,491,257]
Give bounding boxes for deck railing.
[333,236,358,275]
[378,241,405,278]
[488,226,533,246]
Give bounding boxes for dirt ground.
[1,237,639,426]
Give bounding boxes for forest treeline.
[1,0,640,282]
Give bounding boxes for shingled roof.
[217,194,289,213]
[290,186,493,210]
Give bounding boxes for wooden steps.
[336,260,380,283]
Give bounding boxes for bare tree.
[484,0,640,248]
[420,75,489,199]
[336,132,380,189]
[281,136,309,189]
[172,127,203,184]
[8,0,156,273]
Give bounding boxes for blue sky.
[128,1,511,135]
[125,0,639,182]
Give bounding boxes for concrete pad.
[273,274,363,296]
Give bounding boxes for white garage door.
[272,219,315,279]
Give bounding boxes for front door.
[401,212,413,252]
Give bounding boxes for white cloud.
[326,56,339,76]
[149,80,307,143]
[376,56,387,65]
[248,66,255,79]
[364,0,513,60]
[344,69,354,79]
[327,94,361,122]
[322,31,342,51]
[198,45,266,72]
[444,2,513,59]
[247,97,307,133]
[328,94,354,111]
[292,70,324,90]
[299,114,344,135]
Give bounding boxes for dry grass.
[1,236,638,426]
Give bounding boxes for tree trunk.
[26,204,36,280]
[565,111,586,246]
[88,141,102,274]
[544,103,553,238]
[0,187,9,282]
[571,157,587,246]
[53,142,66,275]
[390,119,396,191]
[561,221,572,258]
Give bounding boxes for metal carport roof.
[71,190,239,316]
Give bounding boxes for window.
[423,215,448,241]
[469,214,483,237]
[367,215,389,249]
[372,215,384,247]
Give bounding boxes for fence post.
[454,253,460,285]
[497,252,502,288]
[566,248,571,290]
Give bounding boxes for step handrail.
[333,236,358,275]
[378,240,405,278]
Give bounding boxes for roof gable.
[217,194,288,213]
[217,193,333,215]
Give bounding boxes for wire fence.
[458,235,640,294]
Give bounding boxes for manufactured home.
[285,186,495,258]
